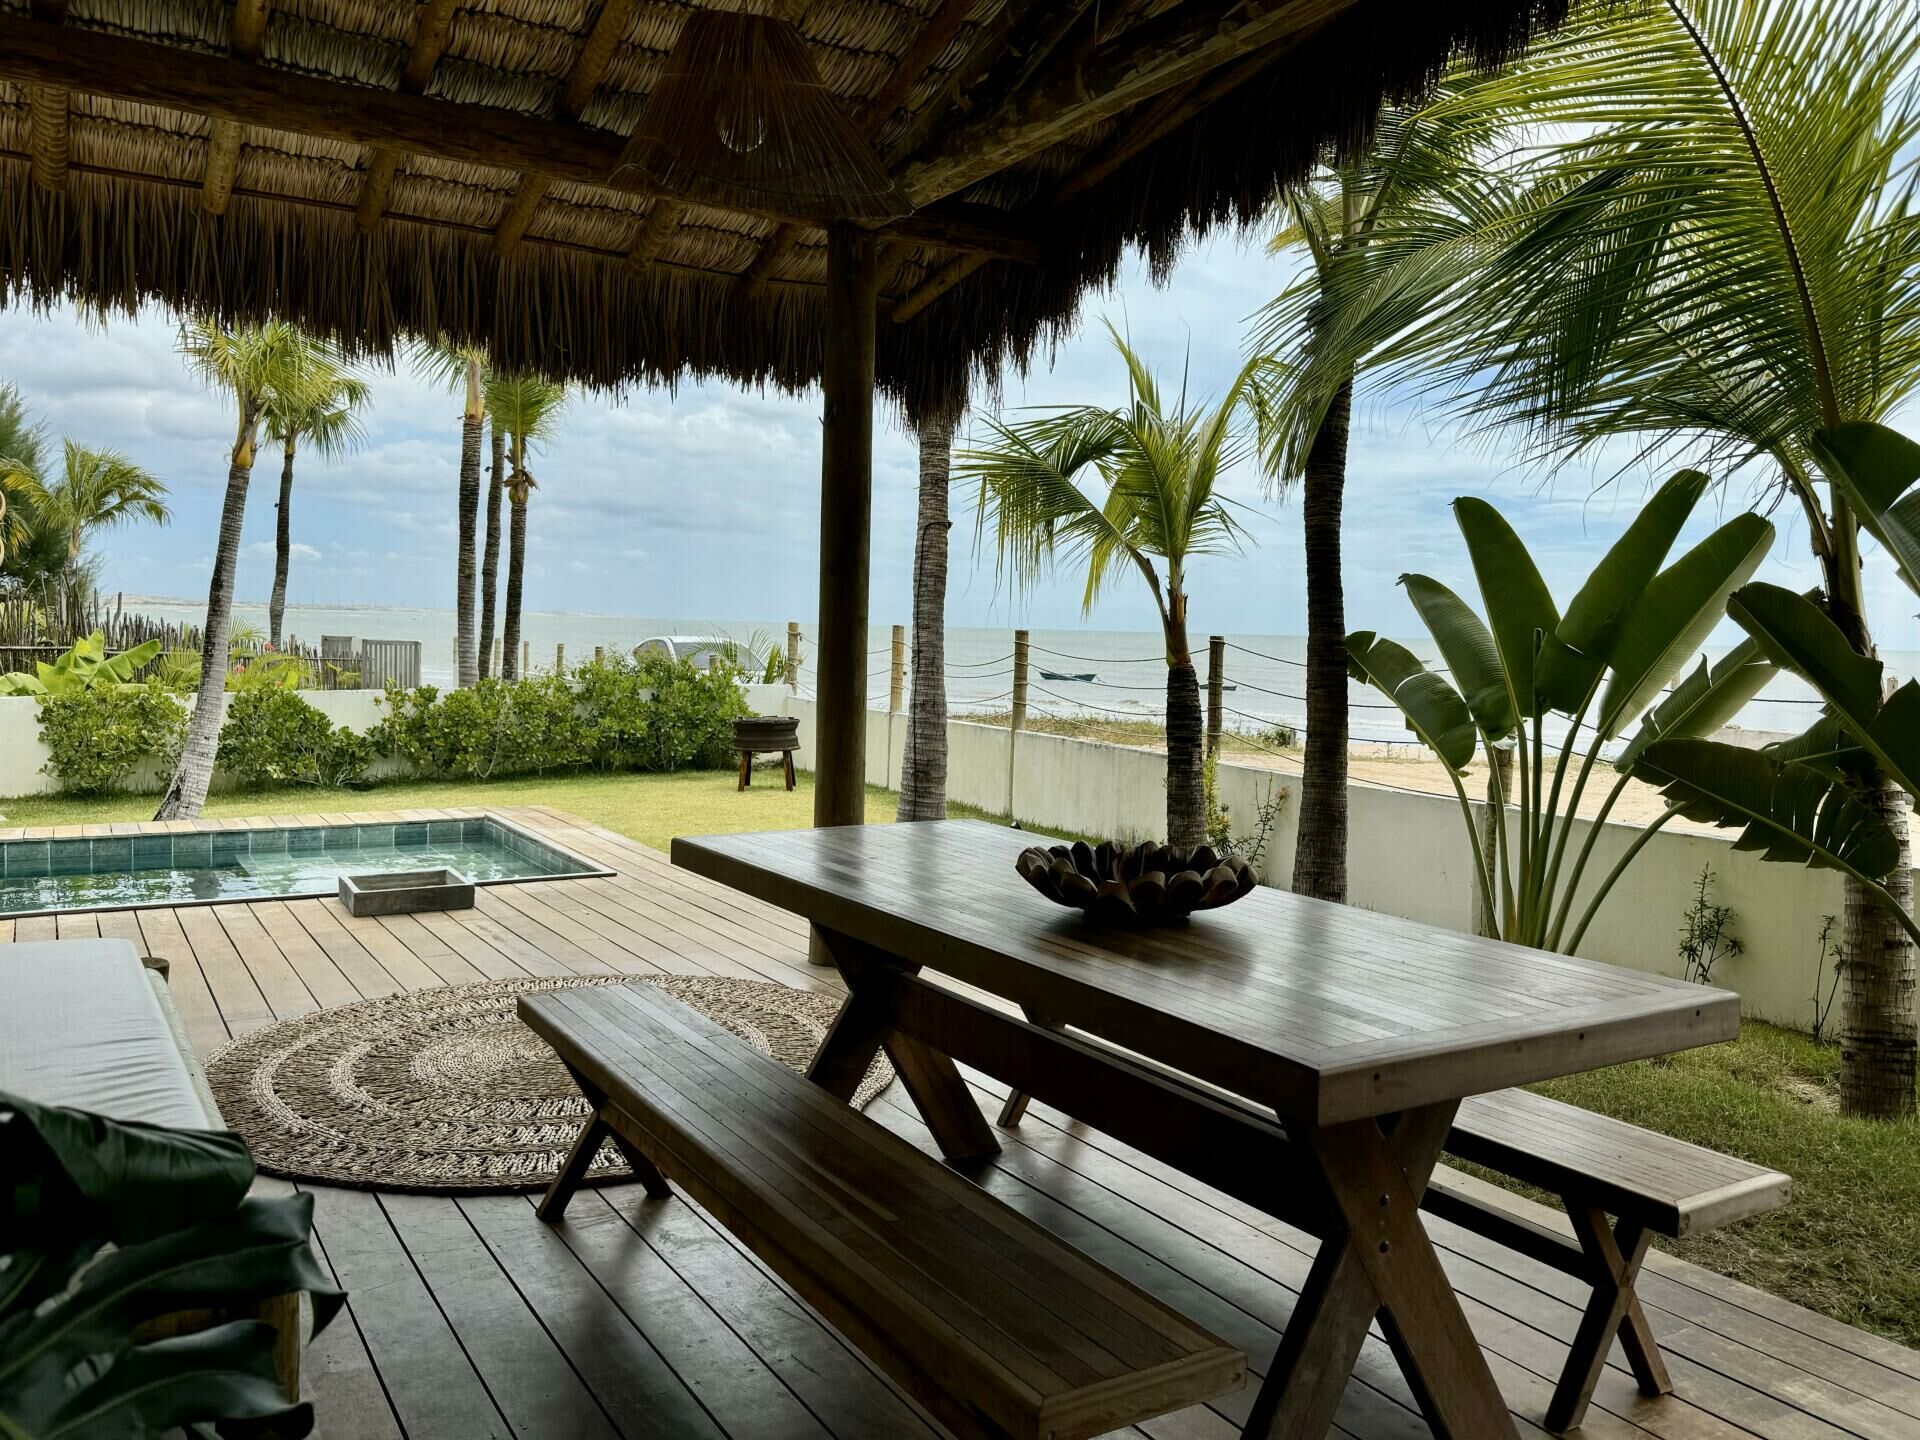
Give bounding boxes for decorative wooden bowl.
[1015,839,1257,926]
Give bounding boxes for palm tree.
[262,347,369,647]
[1251,104,1493,904]
[898,408,960,821]
[1281,0,1920,1114]
[959,327,1257,847]
[0,388,69,592]
[416,343,489,687]
[479,417,506,679]
[155,319,311,821]
[482,372,567,681]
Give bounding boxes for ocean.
[122,597,1901,753]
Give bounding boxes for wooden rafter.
[623,197,686,270]
[899,0,1357,206]
[24,0,68,193]
[355,0,460,233]
[883,0,1036,163]
[0,16,1040,262]
[201,0,271,215]
[889,251,987,322]
[494,0,639,257]
[731,0,972,295]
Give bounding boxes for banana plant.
[1622,579,1920,951]
[0,632,164,697]
[1,1092,344,1438]
[1811,421,1920,600]
[1349,471,1776,951]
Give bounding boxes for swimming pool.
[0,816,609,918]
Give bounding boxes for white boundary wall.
[786,698,1851,1032]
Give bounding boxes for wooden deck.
[4,804,1918,1440]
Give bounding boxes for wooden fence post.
[1474,742,1514,938]
[889,624,905,714]
[521,640,530,676]
[1007,628,1029,818]
[786,621,801,692]
[1207,635,1225,757]
[554,643,565,675]
[594,645,604,663]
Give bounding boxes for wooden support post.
[1007,628,1029,818]
[1474,742,1514,939]
[786,621,802,692]
[521,640,530,676]
[889,623,906,714]
[594,645,604,663]
[812,224,878,834]
[1207,634,1225,757]
[554,642,565,675]
[492,638,503,675]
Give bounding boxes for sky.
[1,230,1916,653]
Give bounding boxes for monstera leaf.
[1812,421,1920,598]
[1346,631,1478,771]
[0,1094,344,1439]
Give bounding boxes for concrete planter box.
[338,868,476,917]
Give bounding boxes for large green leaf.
[29,1321,309,1439]
[1727,582,1920,798]
[1637,737,1899,878]
[1763,714,1873,787]
[1811,422,1920,597]
[1454,497,1559,719]
[1347,631,1478,771]
[1595,513,1774,737]
[1537,469,1708,711]
[2,1095,253,1249]
[1613,635,1775,772]
[1400,574,1514,739]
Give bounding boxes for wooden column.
[889,623,906,714]
[786,621,802,692]
[1007,628,1029,816]
[1206,634,1225,756]
[813,224,879,831]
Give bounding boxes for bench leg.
[738,751,751,790]
[1546,1204,1668,1432]
[540,1060,673,1222]
[783,751,796,790]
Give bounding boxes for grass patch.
[0,769,1048,857]
[1493,1020,1920,1347]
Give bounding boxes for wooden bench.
[521,982,1247,1440]
[1426,1087,1791,1432]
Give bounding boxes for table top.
[671,821,1740,1125]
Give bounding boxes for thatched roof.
[0,0,1565,419]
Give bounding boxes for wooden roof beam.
[0,16,1040,262]
[355,0,460,233]
[494,0,639,257]
[201,0,271,215]
[900,0,1358,206]
[884,0,1037,163]
[890,251,987,322]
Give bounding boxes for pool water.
[0,817,606,917]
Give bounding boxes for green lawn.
[3,769,1913,1347]
[0,768,1028,856]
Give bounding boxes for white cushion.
[0,939,215,1130]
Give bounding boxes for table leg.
[1245,1101,1516,1439]
[808,926,1000,1161]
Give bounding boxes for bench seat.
[522,981,1247,1440]
[1428,1086,1790,1432]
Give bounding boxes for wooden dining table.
[671,820,1740,1440]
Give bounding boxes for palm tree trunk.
[1840,777,1916,1118]
[1291,376,1352,902]
[898,414,954,821]
[155,451,252,819]
[1164,607,1205,848]
[455,410,482,687]
[479,422,504,679]
[268,437,295,648]
[503,492,526,681]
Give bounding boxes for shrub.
[368,676,588,780]
[592,651,748,773]
[216,687,371,789]
[37,683,186,795]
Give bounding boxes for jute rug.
[204,975,892,1192]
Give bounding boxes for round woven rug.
[204,975,892,1192]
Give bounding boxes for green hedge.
[36,685,186,796]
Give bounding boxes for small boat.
[1039,669,1097,683]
